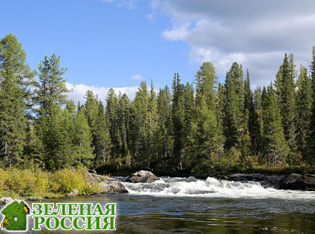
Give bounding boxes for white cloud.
[153,0,315,87]
[66,83,139,105]
[131,74,143,80]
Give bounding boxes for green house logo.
[0,200,30,232]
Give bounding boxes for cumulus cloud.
[66,83,139,104]
[131,74,143,80]
[154,0,315,87]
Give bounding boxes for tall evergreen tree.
[262,84,289,166]
[118,93,130,159]
[253,86,264,154]
[155,86,173,169]
[172,73,186,170]
[223,63,244,151]
[73,106,94,166]
[310,46,315,94]
[296,65,312,159]
[307,47,315,164]
[94,101,111,165]
[244,70,261,156]
[105,88,121,159]
[34,54,68,111]
[275,53,297,160]
[0,34,35,167]
[189,62,224,172]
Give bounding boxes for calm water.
[2,177,315,233]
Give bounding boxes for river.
[2,177,315,233]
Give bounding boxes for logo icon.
[0,200,30,232]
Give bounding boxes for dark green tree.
[275,53,297,160]
[105,88,121,159]
[296,65,312,159]
[262,83,289,166]
[172,73,186,170]
[94,101,111,165]
[34,54,68,111]
[189,62,224,172]
[73,106,95,166]
[0,34,35,167]
[223,63,244,151]
[244,70,261,156]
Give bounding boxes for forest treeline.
[1,33,315,174]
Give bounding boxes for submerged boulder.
[126,170,159,183]
[280,173,315,191]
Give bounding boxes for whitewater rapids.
[122,177,315,200]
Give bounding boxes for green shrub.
[49,168,86,193]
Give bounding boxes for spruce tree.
[172,73,186,170]
[105,88,121,159]
[73,106,95,166]
[189,62,224,172]
[94,101,111,165]
[244,70,261,156]
[118,93,130,159]
[296,65,312,159]
[262,84,289,166]
[275,53,297,159]
[310,46,315,94]
[307,47,315,164]
[223,63,243,151]
[156,87,173,169]
[0,34,35,167]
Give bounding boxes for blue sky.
[1,0,315,103]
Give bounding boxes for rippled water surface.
[2,177,315,233]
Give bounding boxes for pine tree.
[262,83,289,166]
[275,53,297,160]
[0,34,35,167]
[34,54,69,111]
[296,65,312,159]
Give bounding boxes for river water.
[2,177,315,233]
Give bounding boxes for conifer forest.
[1,33,315,174]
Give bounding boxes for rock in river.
[126,170,159,183]
[99,181,128,194]
[280,173,315,191]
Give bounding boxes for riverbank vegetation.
[0,168,105,199]
[0,33,315,177]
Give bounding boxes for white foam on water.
[122,177,315,200]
